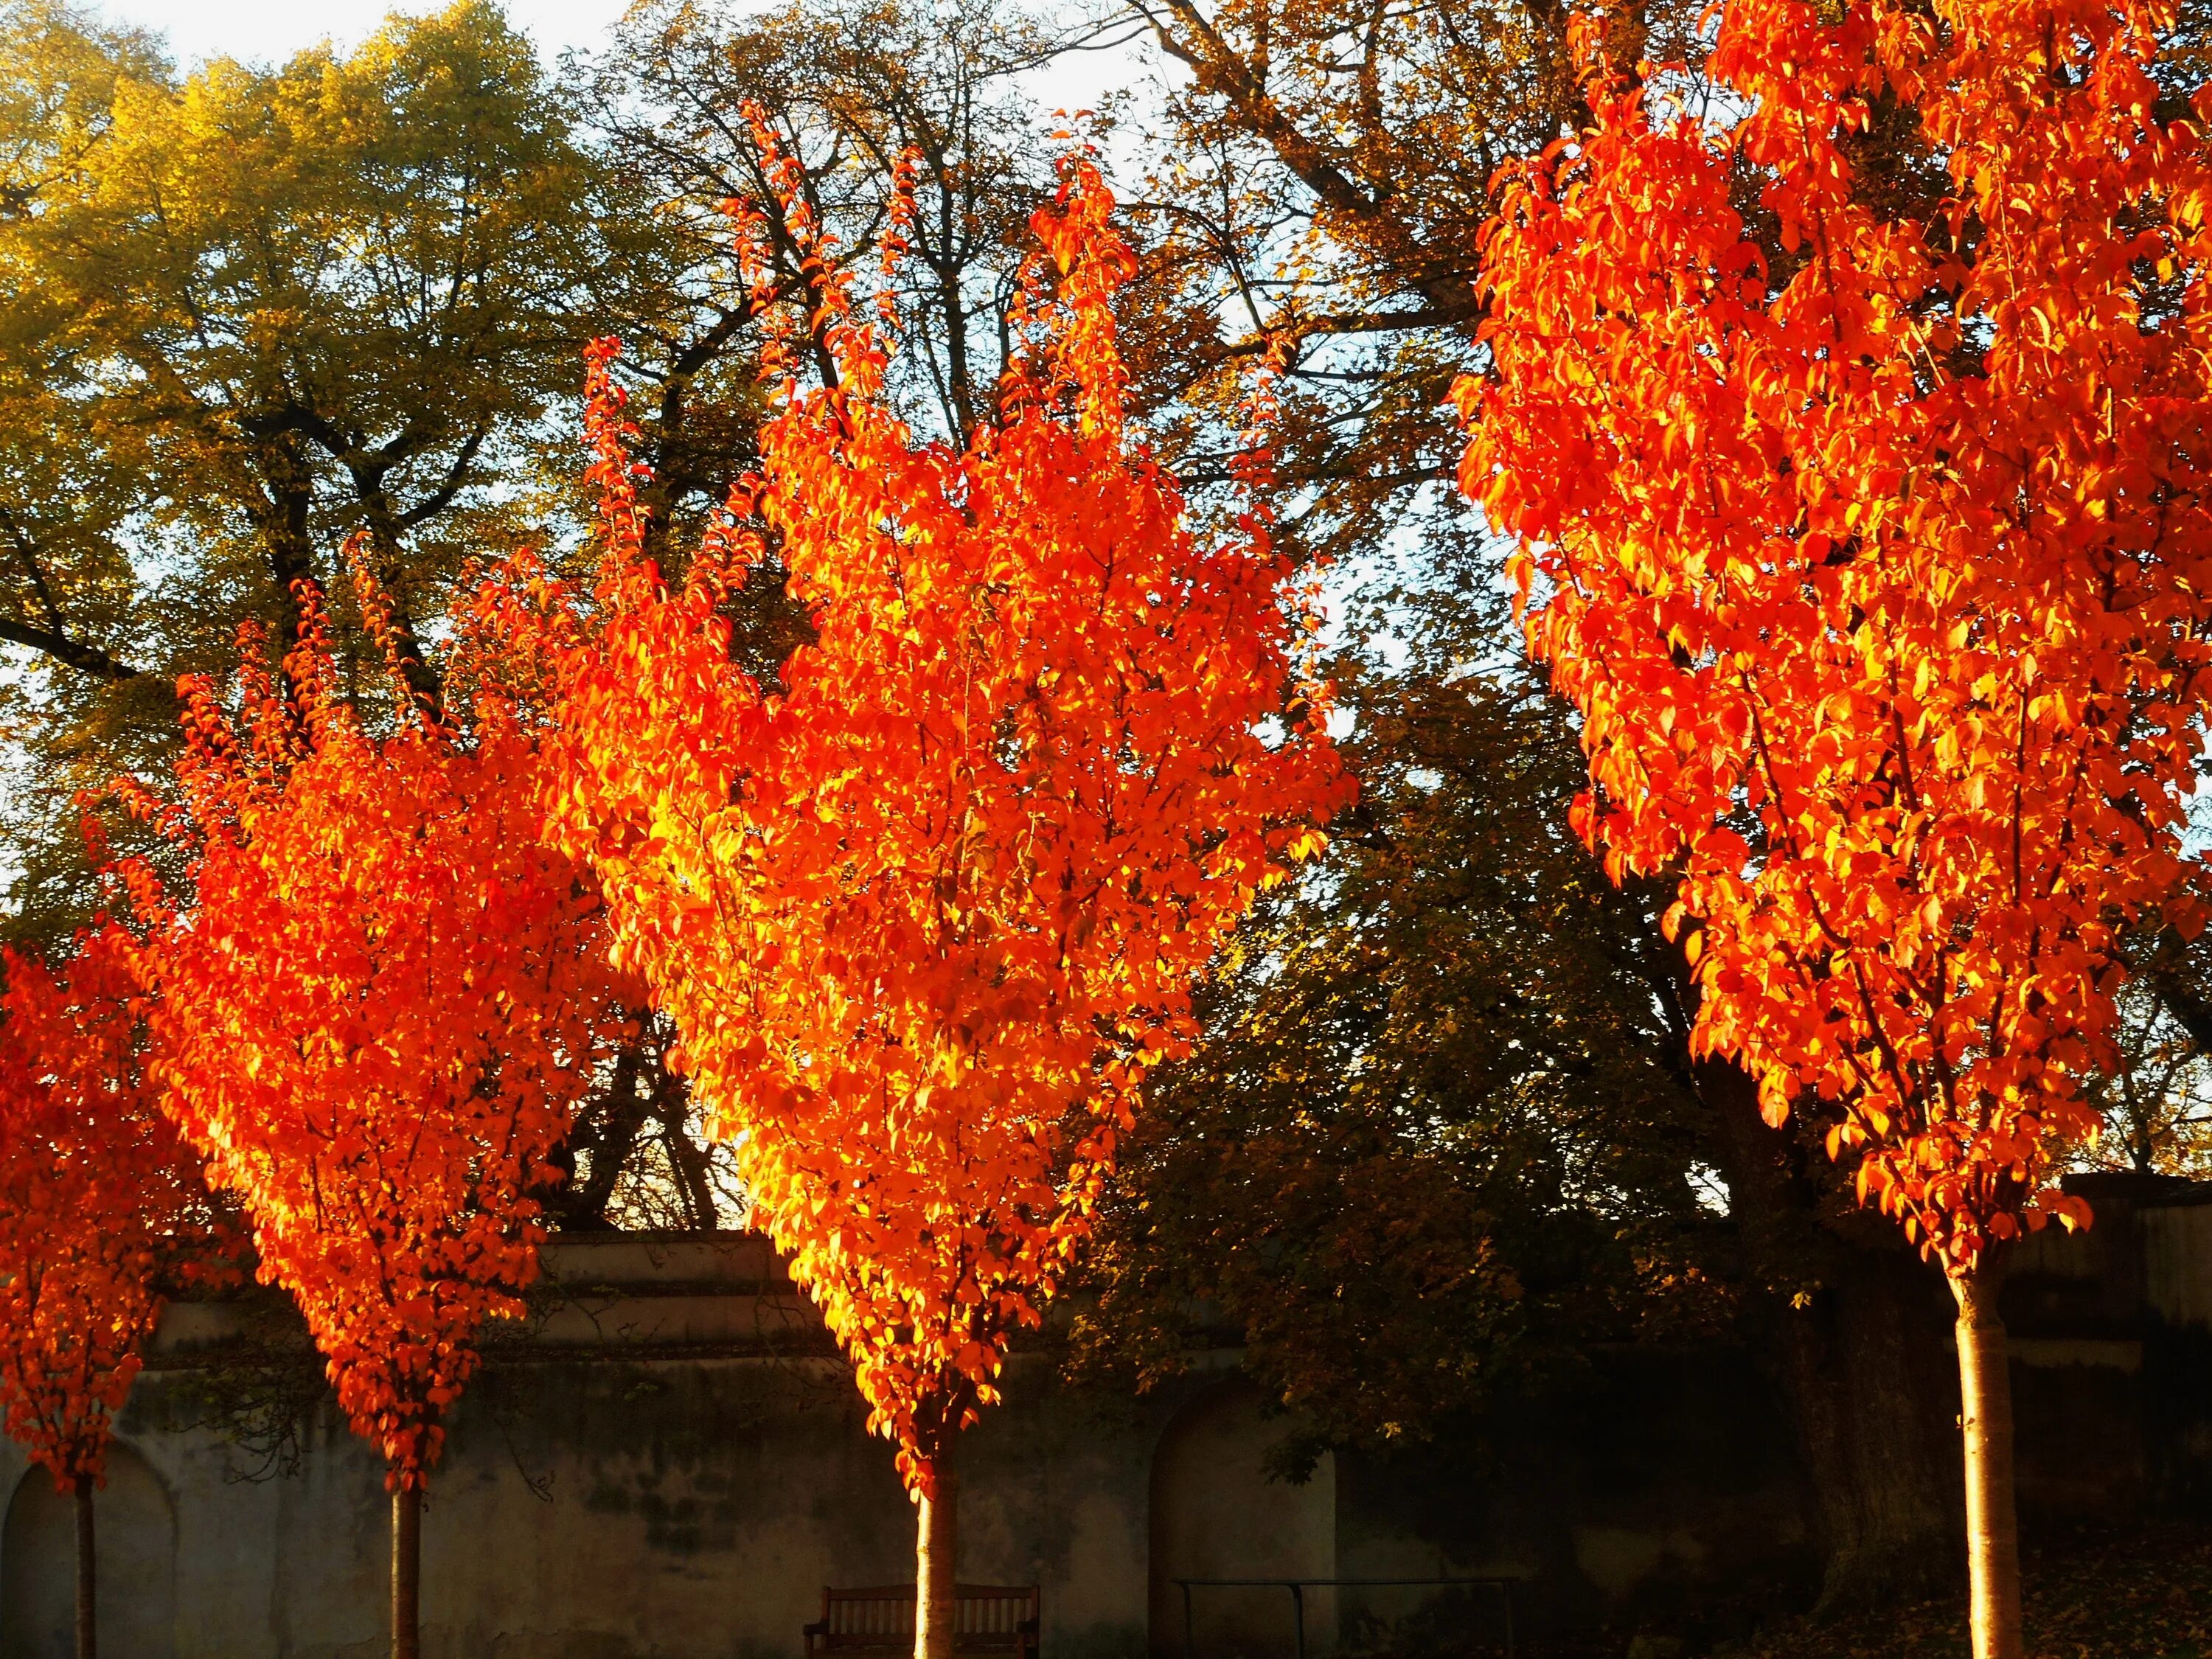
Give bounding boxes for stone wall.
[2,1177,2208,1659]
[2006,1174,2212,1520]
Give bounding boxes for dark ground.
[1342,1519,2212,1659]
[1711,1520,2212,1659]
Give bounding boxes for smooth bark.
[392,1482,422,1659]
[73,1481,95,1659]
[915,1441,959,1659]
[1952,1264,2023,1659]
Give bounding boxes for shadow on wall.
[1,1443,176,1659]
[1149,1380,1335,1659]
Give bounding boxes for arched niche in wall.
[1147,1379,1335,1658]
[0,1444,177,1659]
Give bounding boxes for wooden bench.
[804,1584,1040,1659]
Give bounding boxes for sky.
[97,0,1158,114]
[100,0,639,67]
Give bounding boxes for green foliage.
[0,1,644,944]
[2076,929,2212,1179]
[1071,615,1733,1459]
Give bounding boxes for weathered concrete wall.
[2,1442,175,1657]
[18,1181,2212,1659]
[2004,1174,2212,1521]
[0,1231,1829,1659]
[1329,1344,1816,1652]
[1149,1379,1337,1657]
[0,1236,1178,1659]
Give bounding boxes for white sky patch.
[1686,1161,1731,1217]
[97,0,1164,93]
[96,0,636,69]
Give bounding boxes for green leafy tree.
[0,1,630,940]
[1075,630,1731,1466]
[1079,589,1969,1608]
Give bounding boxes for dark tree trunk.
[1778,1242,1964,1613]
[654,1058,719,1230]
[349,491,445,719]
[1688,1043,1962,1613]
[547,1030,656,1231]
[244,430,321,627]
[1642,911,1962,1614]
[392,1482,421,1659]
[73,1481,94,1659]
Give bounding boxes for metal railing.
[1172,1575,1523,1659]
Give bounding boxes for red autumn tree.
[0,920,212,1659]
[1460,5,2212,1655]
[136,558,625,1659]
[543,142,1344,1657]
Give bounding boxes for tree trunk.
[349,492,444,718]
[1952,1264,2023,1659]
[1781,1245,1962,1615]
[915,1439,959,1659]
[73,1480,95,1659]
[1686,1040,1961,1612]
[392,1482,421,1659]
[243,430,321,635]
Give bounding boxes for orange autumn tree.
[0,920,212,1659]
[543,143,1343,1656]
[1460,4,2212,1656]
[134,558,625,1659]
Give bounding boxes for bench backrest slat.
[958,1594,1032,1635]
[815,1585,1038,1649]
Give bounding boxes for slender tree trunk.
[72,1480,95,1659]
[549,1032,653,1231]
[244,433,321,633]
[915,1439,959,1659]
[1952,1264,2023,1659]
[392,1482,422,1659]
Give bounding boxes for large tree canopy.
[1462,1,2212,1649]
[1074,637,1728,1467]
[0,0,639,941]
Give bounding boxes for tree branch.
[1121,0,1483,321]
[0,613,144,681]
[0,509,144,681]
